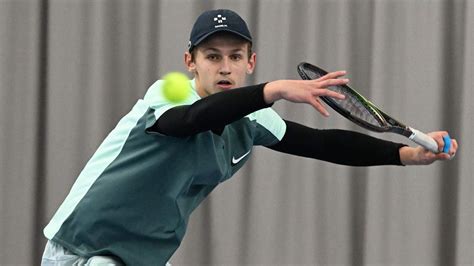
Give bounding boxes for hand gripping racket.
[297,62,451,153]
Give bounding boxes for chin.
[215,86,233,92]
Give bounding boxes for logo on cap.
[213,14,227,28]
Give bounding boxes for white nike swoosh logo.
[231,150,251,165]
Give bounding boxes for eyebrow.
[202,47,244,54]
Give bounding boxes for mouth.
[216,80,233,90]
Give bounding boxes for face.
[185,33,256,98]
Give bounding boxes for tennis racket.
[297,62,451,153]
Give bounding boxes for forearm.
[150,83,272,137]
[267,120,406,166]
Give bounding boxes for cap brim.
[190,29,252,51]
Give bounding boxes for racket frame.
[297,62,440,153]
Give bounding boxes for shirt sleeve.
[249,108,287,146]
[267,120,406,166]
[148,83,274,137]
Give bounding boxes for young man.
[42,9,457,266]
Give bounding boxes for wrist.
[399,146,414,165]
[263,81,283,104]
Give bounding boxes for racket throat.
[407,127,420,139]
[390,126,413,137]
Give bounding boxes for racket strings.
[329,87,381,127]
[299,64,383,127]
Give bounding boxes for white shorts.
[41,240,172,266]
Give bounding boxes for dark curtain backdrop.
[0,0,472,265]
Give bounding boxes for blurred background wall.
[0,0,472,265]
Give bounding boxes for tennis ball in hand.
[162,72,191,103]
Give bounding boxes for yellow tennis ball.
[162,72,191,103]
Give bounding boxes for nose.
[219,57,231,75]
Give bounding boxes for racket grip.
[408,128,439,153]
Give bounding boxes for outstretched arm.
[267,120,458,166]
[262,72,458,165]
[266,120,406,166]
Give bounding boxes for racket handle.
[408,128,439,153]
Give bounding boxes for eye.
[230,54,243,61]
[206,54,221,61]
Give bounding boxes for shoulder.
[247,107,286,141]
[143,79,200,107]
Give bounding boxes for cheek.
[237,68,248,78]
[197,64,214,75]
[197,68,213,84]
[194,64,210,77]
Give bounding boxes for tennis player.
[41,9,458,265]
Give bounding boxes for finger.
[430,131,449,139]
[317,71,347,81]
[436,153,451,161]
[308,97,330,117]
[450,139,458,156]
[314,97,324,109]
[318,78,350,88]
[311,89,346,100]
[428,131,448,139]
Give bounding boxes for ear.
[184,52,196,74]
[246,52,256,74]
